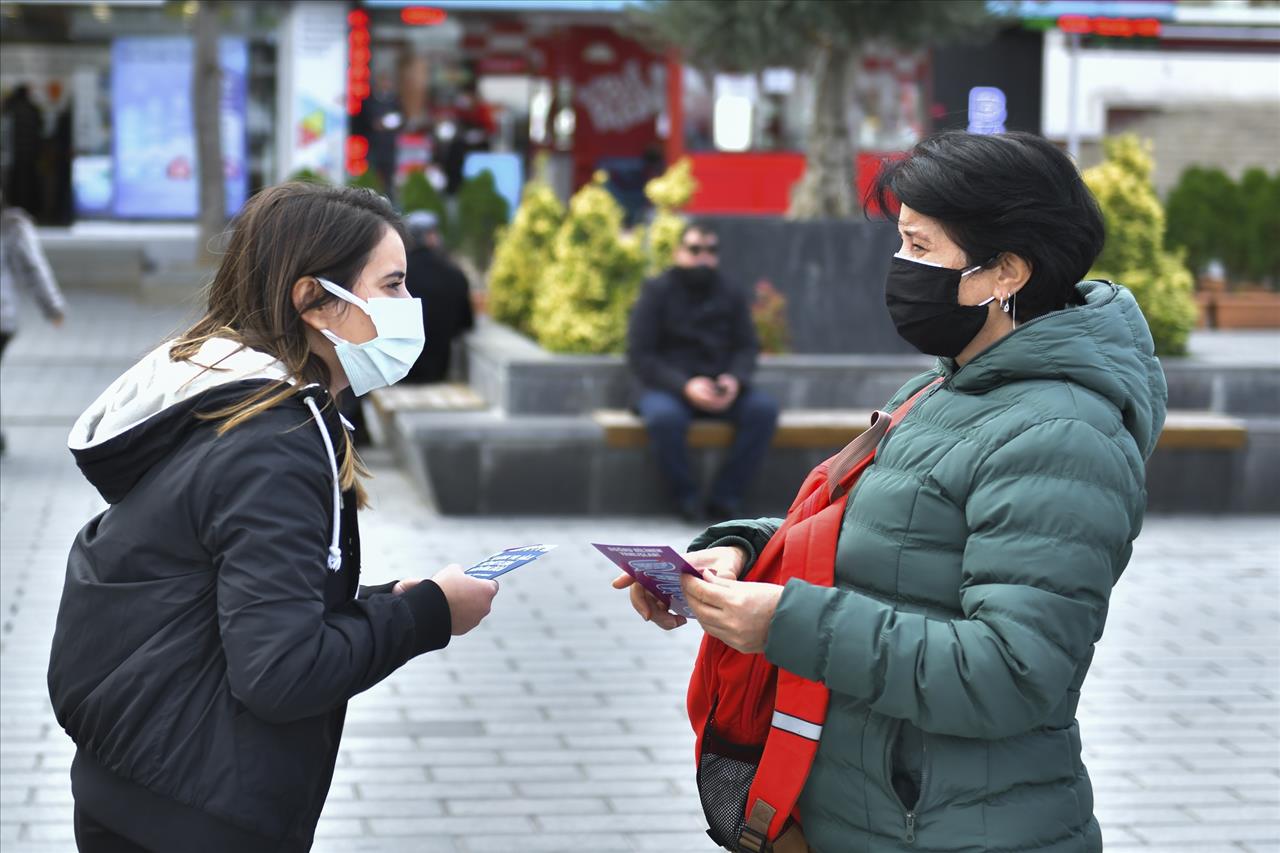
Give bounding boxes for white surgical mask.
[315,277,425,396]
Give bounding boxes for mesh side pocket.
[697,726,763,850]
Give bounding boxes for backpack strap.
[738,490,847,849]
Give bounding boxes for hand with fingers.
[430,564,500,635]
[611,546,748,630]
[679,571,784,654]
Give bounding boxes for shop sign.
[576,59,662,134]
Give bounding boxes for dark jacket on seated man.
[628,266,759,400]
[626,225,778,521]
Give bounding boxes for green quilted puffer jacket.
[690,281,1167,853]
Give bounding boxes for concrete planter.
[1212,291,1280,329]
[464,316,934,415]
[466,315,1280,417]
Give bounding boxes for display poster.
[111,36,248,219]
[278,0,348,182]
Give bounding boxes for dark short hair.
[869,131,1105,321]
[681,220,718,243]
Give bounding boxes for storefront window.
[682,49,928,155]
[0,1,276,223]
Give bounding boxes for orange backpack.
[687,379,940,852]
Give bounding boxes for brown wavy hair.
[170,182,407,506]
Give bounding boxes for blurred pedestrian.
[402,209,474,383]
[627,221,779,521]
[620,131,1168,852]
[1,84,44,218]
[47,182,500,853]
[1,191,66,455]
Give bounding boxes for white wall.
[1042,28,1280,141]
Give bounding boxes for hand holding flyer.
[593,543,703,619]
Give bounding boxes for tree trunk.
[193,0,225,265]
[787,44,857,220]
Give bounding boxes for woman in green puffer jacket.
[619,131,1167,852]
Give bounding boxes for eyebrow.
[382,270,406,280]
[900,226,928,242]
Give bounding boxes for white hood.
[69,337,289,451]
[67,336,351,576]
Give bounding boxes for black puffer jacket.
[48,339,451,852]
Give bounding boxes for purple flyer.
[593,543,704,619]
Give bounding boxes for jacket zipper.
[906,737,930,844]
[885,717,929,846]
[877,376,947,458]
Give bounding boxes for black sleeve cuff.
[357,580,400,599]
[705,535,757,578]
[403,579,451,654]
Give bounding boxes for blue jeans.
[636,387,780,508]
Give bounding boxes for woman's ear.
[996,253,1033,296]
[293,277,330,333]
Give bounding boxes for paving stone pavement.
[1,291,1278,853]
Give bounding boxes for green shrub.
[455,170,510,272]
[1083,135,1197,356]
[1236,168,1280,287]
[1164,165,1238,278]
[399,169,449,237]
[487,181,564,336]
[347,169,385,195]
[286,168,329,184]
[530,172,645,354]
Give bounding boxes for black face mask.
[884,255,996,358]
[672,265,717,289]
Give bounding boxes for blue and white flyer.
[465,545,557,580]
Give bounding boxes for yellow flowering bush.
[1083,135,1197,355]
[488,158,701,352]
[643,157,698,277]
[531,172,645,354]
[486,181,564,336]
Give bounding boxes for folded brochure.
[465,544,557,580]
[593,543,702,619]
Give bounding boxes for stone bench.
[595,409,886,450]
[370,383,488,417]
[594,408,1250,452]
[374,393,1275,514]
[376,319,1277,514]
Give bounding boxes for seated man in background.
[403,210,474,383]
[627,222,779,521]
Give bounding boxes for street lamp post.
[1066,30,1081,161]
